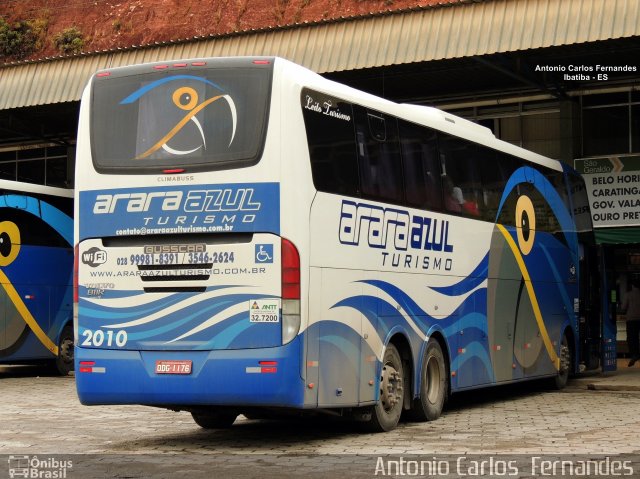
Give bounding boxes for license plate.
[155,360,192,375]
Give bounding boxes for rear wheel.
[551,332,572,390]
[408,338,448,421]
[363,343,404,432]
[191,411,238,429]
[55,324,74,376]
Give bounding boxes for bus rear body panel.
[75,337,305,407]
[74,180,305,404]
[75,58,309,407]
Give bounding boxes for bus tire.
[408,337,447,421]
[364,343,404,432]
[191,411,238,429]
[551,332,572,390]
[55,324,74,376]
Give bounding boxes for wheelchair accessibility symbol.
[255,244,273,263]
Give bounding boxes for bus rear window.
[90,63,272,173]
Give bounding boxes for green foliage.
[53,26,84,55]
[28,17,50,51]
[0,17,38,59]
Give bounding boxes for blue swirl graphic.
[80,288,280,348]
[331,279,495,383]
[429,253,489,296]
[119,75,224,104]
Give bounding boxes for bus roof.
[277,57,564,173]
[88,55,564,174]
[0,179,73,198]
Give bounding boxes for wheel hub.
[380,365,403,411]
[559,343,570,374]
[59,338,74,363]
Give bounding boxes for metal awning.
[1,0,639,109]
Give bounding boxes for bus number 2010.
[81,329,128,348]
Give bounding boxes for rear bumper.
[75,337,305,407]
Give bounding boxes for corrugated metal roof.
[1,0,639,109]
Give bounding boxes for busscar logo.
[144,243,206,254]
[82,247,107,267]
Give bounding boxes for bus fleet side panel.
[75,56,597,432]
[0,179,74,375]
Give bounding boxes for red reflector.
[154,65,169,69]
[79,361,95,373]
[173,63,188,68]
[96,72,111,77]
[191,62,206,66]
[281,238,300,300]
[162,168,185,174]
[260,367,277,373]
[253,60,270,64]
[259,361,277,366]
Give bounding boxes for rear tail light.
[281,238,300,344]
[282,299,300,345]
[79,361,105,373]
[281,238,300,300]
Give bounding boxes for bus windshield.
[90,62,272,173]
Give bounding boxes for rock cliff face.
[0,0,459,61]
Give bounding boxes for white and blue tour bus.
[74,57,613,431]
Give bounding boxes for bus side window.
[527,171,554,233]
[568,172,592,232]
[438,133,482,217]
[478,146,502,222]
[302,89,360,197]
[398,120,442,211]
[491,152,519,227]
[545,170,570,234]
[354,106,403,204]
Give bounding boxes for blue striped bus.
[74,57,610,431]
[0,179,74,375]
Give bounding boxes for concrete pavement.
[1,362,640,478]
[571,358,640,391]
